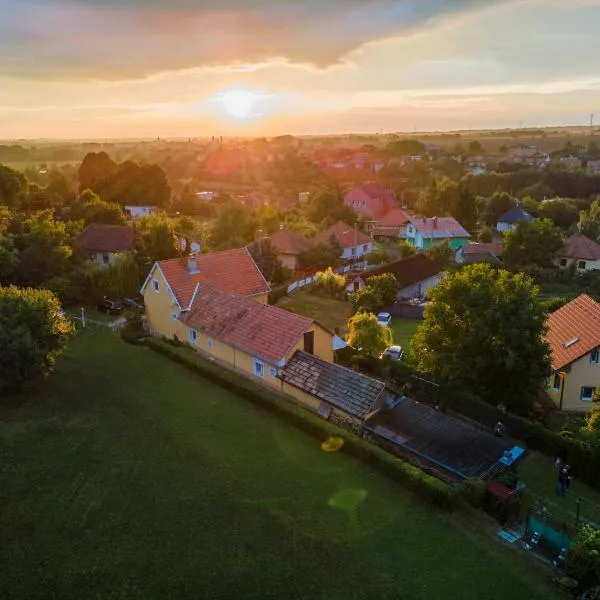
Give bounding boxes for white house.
[124,205,156,218]
[313,221,373,260]
[496,205,534,233]
[195,191,215,201]
[555,233,600,273]
[74,223,135,268]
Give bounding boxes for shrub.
[567,525,600,587]
[145,337,457,510]
[539,296,570,313]
[494,470,519,490]
[462,477,487,508]
[312,267,346,298]
[269,284,288,304]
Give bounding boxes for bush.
[312,267,346,298]
[494,470,519,490]
[567,525,600,588]
[145,337,458,510]
[269,284,288,304]
[462,477,487,508]
[539,296,570,313]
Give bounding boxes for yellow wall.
[252,292,269,305]
[548,351,600,411]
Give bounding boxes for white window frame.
[269,367,277,378]
[553,372,561,392]
[171,313,178,321]
[254,359,264,378]
[189,329,198,345]
[591,348,599,365]
[152,279,159,294]
[581,386,596,401]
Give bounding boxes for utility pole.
[590,114,595,135]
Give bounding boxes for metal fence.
[286,262,368,295]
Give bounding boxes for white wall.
[90,251,117,268]
[399,274,441,300]
[125,205,155,218]
[497,222,515,233]
[341,242,373,260]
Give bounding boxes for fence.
[286,261,368,295]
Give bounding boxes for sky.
[1,0,600,139]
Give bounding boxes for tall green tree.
[248,239,288,285]
[537,198,579,230]
[484,192,516,226]
[422,179,478,233]
[298,242,341,271]
[411,264,550,409]
[0,165,27,209]
[503,218,564,268]
[138,215,179,262]
[70,189,126,226]
[211,201,258,249]
[303,186,357,226]
[580,198,600,241]
[78,151,117,192]
[425,240,455,270]
[0,286,73,392]
[347,311,393,357]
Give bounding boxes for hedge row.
[446,392,600,490]
[146,338,458,510]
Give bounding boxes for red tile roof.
[156,248,270,309]
[559,233,600,261]
[355,183,395,201]
[409,216,471,238]
[75,223,134,253]
[364,254,440,288]
[378,208,410,227]
[181,286,314,364]
[545,294,600,370]
[266,229,311,256]
[313,221,371,249]
[461,242,504,256]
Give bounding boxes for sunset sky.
[2,0,600,139]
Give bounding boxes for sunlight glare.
[220,90,260,120]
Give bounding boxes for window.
[254,359,264,377]
[581,386,596,401]
[269,367,277,378]
[189,329,197,345]
[171,313,178,321]
[206,339,213,350]
[152,279,159,294]
[363,244,368,252]
[559,259,568,267]
[579,261,587,270]
[553,372,562,391]
[102,253,110,265]
[351,247,357,257]
[591,348,599,364]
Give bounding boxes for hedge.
[145,338,458,510]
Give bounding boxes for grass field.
[277,291,352,334]
[390,318,421,350]
[0,331,558,599]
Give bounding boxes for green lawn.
[277,291,352,334]
[390,318,421,349]
[0,331,558,599]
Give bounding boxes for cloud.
[1,0,510,79]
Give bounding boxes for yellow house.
[279,351,393,427]
[141,248,271,340]
[555,233,600,273]
[546,294,600,411]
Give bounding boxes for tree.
[411,264,550,409]
[537,198,579,230]
[211,200,257,249]
[566,525,600,589]
[0,165,27,209]
[347,311,392,357]
[425,240,455,270]
[485,192,516,226]
[503,218,564,268]
[396,240,417,259]
[580,198,600,241]
[0,286,73,392]
[365,247,390,266]
[138,215,179,262]
[520,182,555,202]
[478,226,493,243]
[303,186,357,226]
[78,151,117,192]
[103,254,142,300]
[298,242,341,271]
[422,179,478,234]
[312,267,345,297]
[368,274,398,306]
[351,286,382,314]
[248,239,288,285]
[468,140,484,154]
[387,139,426,157]
[70,189,126,226]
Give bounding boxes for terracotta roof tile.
[181,287,313,364]
[313,221,371,249]
[157,248,270,308]
[75,224,134,253]
[408,216,471,238]
[364,254,440,288]
[280,351,392,419]
[461,242,504,256]
[266,229,311,255]
[559,233,600,261]
[545,294,600,370]
[377,208,410,227]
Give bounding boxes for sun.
[220,90,260,120]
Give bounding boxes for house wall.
[143,265,187,340]
[341,242,373,260]
[548,351,600,412]
[89,251,119,268]
[407,230,469,250]
[125,206,155,218]
[252,293,270,305]
[278,253,298,271]
[398,274,441,299]
[554,257,600,273]
[497,222,516,233]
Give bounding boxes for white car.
[376,312,392,327]
[381,345,404,361]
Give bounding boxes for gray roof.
[280,351,390,419]
[497,205,534,225]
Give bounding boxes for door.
[303,331,314,355]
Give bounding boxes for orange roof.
[154,248,270,309]
[181,286,313,364]
[313,221,371,249]
[378,208,410,227]
[559,233,600,261]
[461,242,503,256]
[545,294,600,370]
[75,223,134,253]
[266,229,311,255]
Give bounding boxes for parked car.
[376,312,392,327]
[380,345,404,361]
[97,298,124,315]
[122,297,143,310]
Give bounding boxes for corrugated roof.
[497,206,534,225]
[408,216,471,238]
[181,287,313,365]
[313,221,371,249]
[157,248,270,308]
[266,229,311,255]
[461,242,504,256]
[75,223,134,253]
[280,351,389,419]
[545,294,600,370]
[559,233,600,261]
[364,254,440,288]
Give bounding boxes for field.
[0,330,557,599]
[390,318,421,350]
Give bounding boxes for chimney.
[187,254,198,274]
